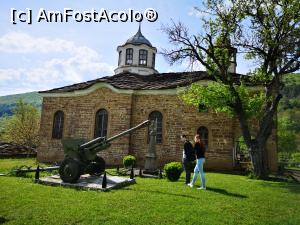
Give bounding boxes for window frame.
[152,53,155,68]
[52,110,64,139]
[125,48,133,65]
[94,109,108,138]
[148,111,163,144]
[118,50,122,66]
[139,49,148,66]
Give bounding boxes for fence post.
[35,165,40,182]
[102,171,107,188]
[130,165,134,179]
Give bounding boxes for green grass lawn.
[0,158,300,225]
[0,158,40,173]
[286,167,300,171]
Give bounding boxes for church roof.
[124,25,152,47]
[39,71,247,94]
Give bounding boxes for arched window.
[148,111,163,144]
[139,49,148,65]
[52,111,64,139]
[125,48,133,65]
[197,126,208,149]
[95,109,108,138]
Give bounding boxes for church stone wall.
[130,94,235,170]
[38,88,133,164]
[38,87,278,172]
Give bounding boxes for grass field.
[0,158,300,225]
[0,158,41,173]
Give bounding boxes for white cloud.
[0,68,23,82]
[0,32,114,96]
[0,32,74,54]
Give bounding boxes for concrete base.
[38,174,135,191]
[143,169,159,176]
[144,154,158,172]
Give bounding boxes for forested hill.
[0,92,42,117]
[279,73,300,113]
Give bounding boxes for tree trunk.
[249,140,268,178]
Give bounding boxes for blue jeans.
[191,158,206,187]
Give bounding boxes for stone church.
[37,26,278,172]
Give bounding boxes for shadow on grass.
[118,186,247,199]
[118,188,202,199]
[205,187,248,198]
[0,216,8,224]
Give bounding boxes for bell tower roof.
[125,24,152,47]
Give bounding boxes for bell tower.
[114,24,158,75]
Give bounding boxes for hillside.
[279,73,300,112]
[278,73,300,154]
[0,92,42,117]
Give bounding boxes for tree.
[278,116,297,153]
[0,99,40,147]
[162,0,300,178]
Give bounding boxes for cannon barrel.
[79,120,150,149]
[59,120,151,183]
[79,137,106,149]
[106,120,150,143]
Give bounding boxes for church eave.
[39,83,184,97]
[117,43,156,50]
[39,71,257,97]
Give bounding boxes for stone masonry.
[38,86,278,172]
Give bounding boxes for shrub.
[164,162,183,181]
[291,152,300,162]
[278,152,292,162]
[123,155,136,168]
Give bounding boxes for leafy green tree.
[278,116,297,153]
[163,0,300,178]
[0,99,40,147]
[0,115,9,138]
[291,152,300,162]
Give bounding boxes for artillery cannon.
[59,120,150,183]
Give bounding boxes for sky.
[0,0,253,96]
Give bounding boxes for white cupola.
[114,24,158,75]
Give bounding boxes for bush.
[164,162,183,182]
[292,152,300,162]
[278,152,292,162]
[123,155,136,168]
[0,99,40,147]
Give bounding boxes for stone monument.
[144,120,158,173]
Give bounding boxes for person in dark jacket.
[181,134,196,184]
[188,134,206,190]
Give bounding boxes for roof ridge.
[39,71,250,94]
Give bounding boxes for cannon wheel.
[87,156,106,176]
[59,158,82,183]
